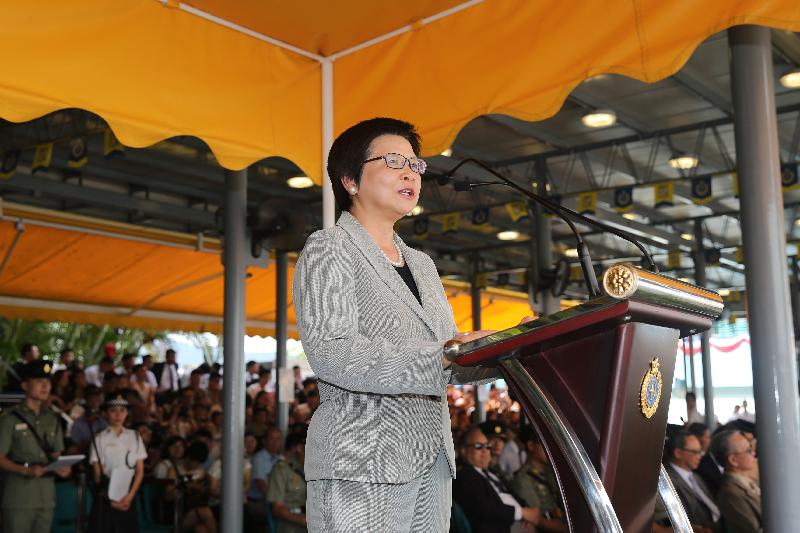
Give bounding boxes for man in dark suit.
[665,431,720,533]
[453,427,541,533]
[710,430,761,533]
[689,422,724,496]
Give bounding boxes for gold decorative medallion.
[603,263,638,298]
[43,364,51,374]
[639,358,663,419]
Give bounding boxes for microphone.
[440,159,659,298]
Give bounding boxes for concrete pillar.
[221,169,247,533]
[471,258,486,423]
[693,220,715,428]
[275,251,290,434]
[729,25,800,531]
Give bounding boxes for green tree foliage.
[0,318,166,368]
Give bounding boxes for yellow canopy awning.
[0,206,534,335]
[1,1,799,181]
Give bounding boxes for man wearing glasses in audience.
[453,427,541,533]
[664,431,719,533]
[710,430,761,533]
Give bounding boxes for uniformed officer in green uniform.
[267,431,307,533]
[0,360,71,533]
[511,427,568,532]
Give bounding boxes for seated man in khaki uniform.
[0,360,71,533]
[267,431,307,533]
[511,427,567,532]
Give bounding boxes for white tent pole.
[322,58,336,229]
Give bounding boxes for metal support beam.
[730,25,800,532]
[534,160,559,315]
[322,59,336,229]
[693,220,715,428]
[275,251,290,435]
[0,168,216,228]
[470,258,486,423]
[221,169,247,533]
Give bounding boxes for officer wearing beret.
[0,360,70,533]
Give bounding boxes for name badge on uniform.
[14,423,27,431]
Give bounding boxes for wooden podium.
[449,263,724,533]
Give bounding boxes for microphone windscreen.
[436,174,451,186]
[453,180,472,192]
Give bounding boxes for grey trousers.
[307,449,451,533]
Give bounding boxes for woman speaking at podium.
[294,118,506,532]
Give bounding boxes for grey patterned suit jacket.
[293,212,498,484]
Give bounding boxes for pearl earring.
[349,187,357,194]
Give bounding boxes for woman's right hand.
[442,330,497,368]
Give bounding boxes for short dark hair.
[20,343,36,357]
[121,352,135,361]
[687,422,709,439]
[709,429,738,467]
[60,347,73,356]
[667,430,694,457]
[185,441,209,463]
[166,349,176,357]
[327,117,421,216]
[285,431,306,450]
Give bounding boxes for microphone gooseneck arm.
[442,158,659,296]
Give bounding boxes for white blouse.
[89,427,148,477]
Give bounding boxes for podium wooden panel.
[454,293,719,533]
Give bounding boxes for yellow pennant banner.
[441,212,461,234]
[505,201,528,223]
[667,250,681,269]
[654,181,674,208]
[577,191,596,215]
[32,143,53,173]
[104,128,125,156]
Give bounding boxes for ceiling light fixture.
[669,153,699,170]
[564,248,579,257]
[681,233,693,240]
[780,68,800,89]
[717,288,731,297]
[496,230,520,241]
[622,213,636,220]
[581,109,617,128]
[286,176,314,189]
[441,148,453,157]
[408,205,424,216]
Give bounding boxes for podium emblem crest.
[640,358,663,419]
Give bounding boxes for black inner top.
[395,263,422,306]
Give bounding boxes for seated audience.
[267,431,308,533]
[511,427,567,532]
[664,431,719,533]
[453,427,541,533]
[711,430,761,533]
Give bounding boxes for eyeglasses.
[362,153,427,175]
[680,448,703,456]
[731,446,755,456]
[468,443,491,450]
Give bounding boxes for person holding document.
[87,393,147,533]
[0,359,71,533]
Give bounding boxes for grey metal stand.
[656,466,693,533]
[729,24,800,531]
[275,251,290,435]
[500,358,622,533]
[470,261,486,423]
[221,169,247,533]
[693,220,715,428]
